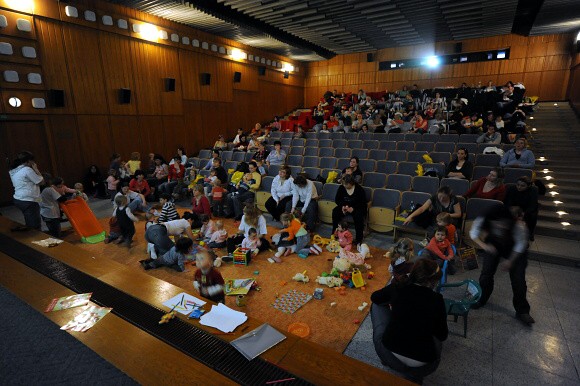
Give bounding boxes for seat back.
[364,140,379,149]
[333,139,347,148]
[352,149,369,159]
[304,147,318,157]
[349,140,364,149]
[397,161,420,176]
[289,146,304,156]
[287,155,303,166]
[472,166,493,181]
[267,164,281,177]
[504,168,533,184]
[475,153,501,167]
[362,172,387,188]
[429,151,452,165]
[318,147,334,157]
[440,178,470,196]
[318,183,340,223]
[359,159,377,173]
[379,141,396,151]
[377,160,397,174]
[459,134,479,143]
[408,151,429,163]
[369,149,388,161]
[320,157,337,169]
[434,142,456,153]
[387,150,407,162]
[302,156,319,168]
[256,176,274,212]
[319,139,332,148]
[386,174,412,191]
[412,176,440,195]
[334,148,352,159]
[305,139,319,148]
[414,142,434,152]
[396,141,415,151]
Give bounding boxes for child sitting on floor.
[423,226,456,274]
[385,238,415,285]
[334,220,353,251]
[241,227,262,256]
[199,214,216,241]
[193,250,225,303]
[207,220,228,249]
[157,193,180,223]
[112,195,138,248]
[140,236,192,272]
[269,212,301,263]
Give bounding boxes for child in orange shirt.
[424,226,456,275]
[269,212,301,263]
[436,212,456,246]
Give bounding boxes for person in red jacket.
[423,226,456,275]
[158,156,184,196]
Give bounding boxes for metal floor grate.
[0,234,312,386]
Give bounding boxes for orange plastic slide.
[60,197,105,243]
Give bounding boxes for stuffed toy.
[326,236,341,253]
[312,234,331,248]
[337,243,372,266]
[315,276,343,288]
[422,154,434,164]
[213,256,222,268]
[292,271,310,283]
[332,256,352,272]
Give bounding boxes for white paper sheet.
[162,292,206,315]
[199,303,248,332]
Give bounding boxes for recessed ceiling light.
[549,191,559,196]
[561,222,570,226]
[553,200,563,204]
[547,183,555,188]
[544,176,553,180]
[538,157,546,161]
[556,211,568,216]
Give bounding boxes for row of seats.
[198,143,510,164]
[255,181,504,241]
[268,131,477,143]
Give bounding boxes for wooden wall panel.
[34,18,75,114]
[162,116,186,158]
[0,63,43,91]
[76,115,112,168]
[182,100,204,154]
[109,115,140,159]
[130,41,162,115]
[61,25,108,114]
[47,115,84,187]
[541,70,568,101]
[232,62,258,92]
[0,9,35,40]
[137,116,164,156]
[158,45,184,115]
[99,33,137,116]
[0,36,40,66]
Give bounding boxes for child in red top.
[270,212,301,263]
[334,220,353,251]
[436,212,456,246]
[193,250,225,304]
[424,226,456,275]
[210,178,225,217]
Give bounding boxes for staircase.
[527,103,580,266]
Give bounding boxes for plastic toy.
[313,288,324,300]
[233,247,252,266]
[353,319,360,324]
[367,271,375,279]
[312,234,331,248]
[292,271,310,283]
[351,268,365,288]
[159,311,176,324]
[330,302,337,307]
[358,302,368,312]
[315,276,343,288]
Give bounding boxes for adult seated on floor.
[265,165,293,222]
[146,155,169,190]
[476,123,501,145]
[129,170,153,202]
[225,161,261,221]
[504,176,538,241]
[464,167,506,201]
[500,137,535,169]
[158,156,185,196]
[191,185,211,228]
[114,183,148,213]
[445,148,473,180]
[337,156,363,185]
[226,202,271,254]
[145,212,196,256]
[287,174,318,232]
[371,259,448,384]
[332,174,367,246]
[403,186,462,229]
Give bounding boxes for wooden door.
[0,120,52,205]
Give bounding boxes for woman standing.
[445,148,473,180]
[332,175,368,246]
[9,151,44,230]
[191,185,211,228]
[265,165,293,222]
[371,259,448,383]
[464,167,506,201]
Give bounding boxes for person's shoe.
[113,237,124,245]
[272,255,282,263]
[470,301,484,310]
[516,313,535,326]
[139,259,152,270]
[284,248,292,257]
[221,254,233,262]
[310,244,322,255]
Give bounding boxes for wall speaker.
[119,88,131,104]
[258,66,266,76]
[164,78,176,92]
[200,73,211,85]
[454,42,463,54]
[283,71,289,79]
[48,89,65,107]
[367,53,374,62]
[233,71,242,83]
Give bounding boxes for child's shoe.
[310,244,322,255]
[113,237,125,245]
[283,248,292,257]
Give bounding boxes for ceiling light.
[6,0,34,13]
[544,176,553,180]
[282,63,294,72]
[542,169,550,173]
[553,200,563,204]
[554,103,558,106]
[547,183,555,189]
[231,48,245,60]
[538,157,546,161]
[532,128,537,131]
[556,211,568,216]
[549,191,559,196]
[561,222,570,226]
[530,117,534,120]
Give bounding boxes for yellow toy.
[422,154,433,164]
[312,234,331,248]
[415,163,424,176]
[326,235,341,253]
[159,311,176,324]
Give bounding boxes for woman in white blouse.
[265,165,293,222]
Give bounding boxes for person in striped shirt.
[157,193,179,223]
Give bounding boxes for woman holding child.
[332,174,368,246]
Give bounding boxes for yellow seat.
[368,207,396,233]
[256,191,271,213]
[317,199,337,224]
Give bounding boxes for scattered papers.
[45,293,92,312]
[225,278,255,296]
[162,292,206,315]
[231,324,286,360]
[60,305,112,332]
[32,238,63,247]
[199,303,247,333]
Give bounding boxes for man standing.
[469,205,534,325]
